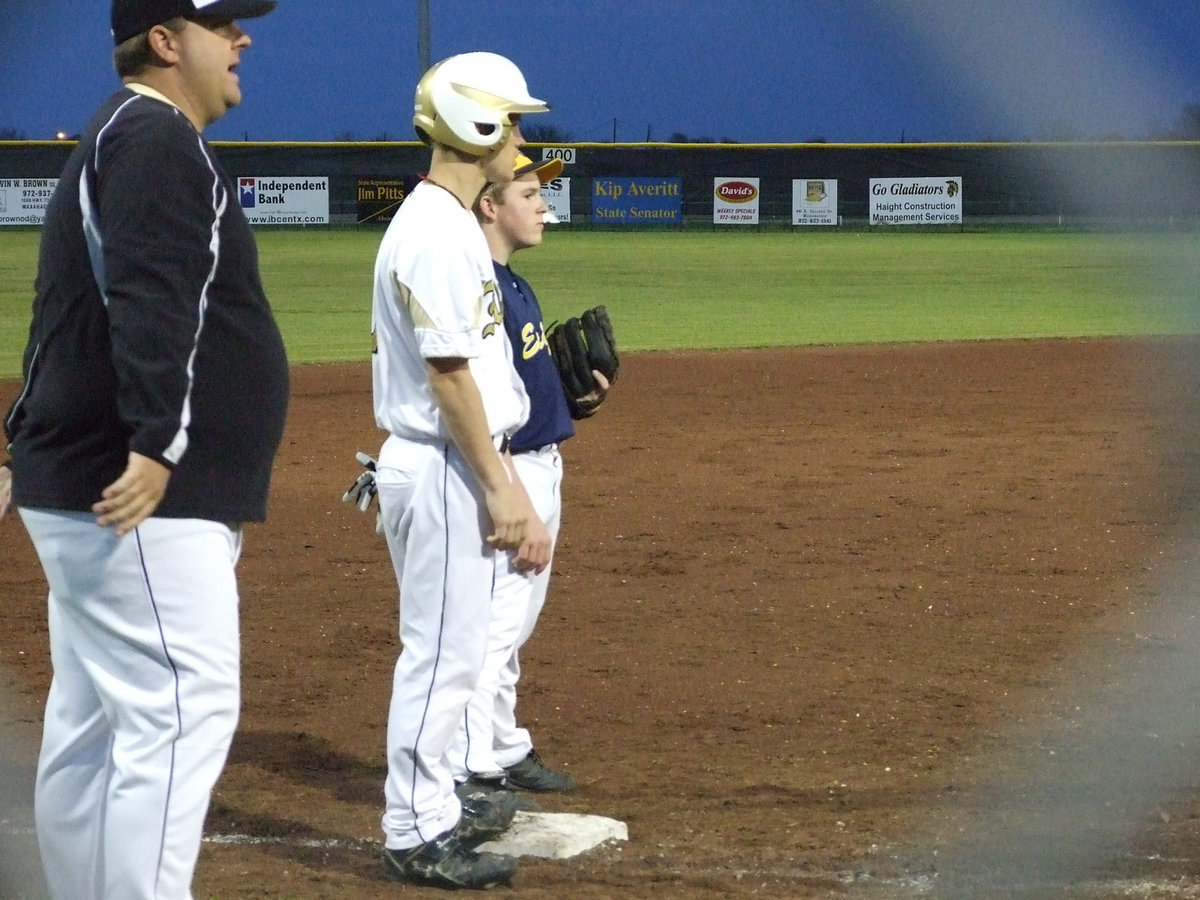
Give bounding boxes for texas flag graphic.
[239,178,256,208]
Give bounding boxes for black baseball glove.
[546,305,619,418]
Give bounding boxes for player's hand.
[578,370,610,407]
[0,465,11,520]
[514,513,552,575]
[93,452,171,536]
[484,482,528,552]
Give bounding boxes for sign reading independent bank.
[591,177,681,225]
[869,177,962,225]
[238,176,330,225]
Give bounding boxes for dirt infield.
[5,337,1200,898]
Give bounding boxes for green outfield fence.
[3,140,1200,227]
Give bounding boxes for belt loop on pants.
[496,434,511,454]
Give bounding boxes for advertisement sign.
[591,176,681,225]
[869,177,962,225]
[238,176,330,225]
[792,178,838,226]
[0,178,58,225]
[713,177,760,224]
[542,176,571,224]
[356,177,412,224]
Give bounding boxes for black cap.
[111,0,277,45]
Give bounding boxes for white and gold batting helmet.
[413,52,548,156]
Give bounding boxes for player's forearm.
[426,360,511,493]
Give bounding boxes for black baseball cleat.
[382,831,517,889]
[454,770,507,797]
[503,749,577,793]
[454,788,520,847]
[456,772,541,812]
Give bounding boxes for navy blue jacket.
[4,88,288,522]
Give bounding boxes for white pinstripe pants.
[448,444,563,780]
[19,509,242,900]
[375,435,501,850]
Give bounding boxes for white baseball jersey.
[372,180,529,443]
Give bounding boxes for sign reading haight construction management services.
[0,178,58,225]
[869,177,962,225]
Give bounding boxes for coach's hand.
[93,452,170,536]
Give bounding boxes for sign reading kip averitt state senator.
[591,177,681,225]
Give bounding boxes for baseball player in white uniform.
[370,52,554,891]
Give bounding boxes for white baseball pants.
[18,509,242,900]
[449,444,563,779]
[375,435,503,850]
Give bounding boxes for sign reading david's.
[238,176,330,225]
[713,177,760,225]
[591,177,681,225]
[869,177,962,225]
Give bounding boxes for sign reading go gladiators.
[869,177,962,225]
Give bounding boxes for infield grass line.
[2,228,1198,378]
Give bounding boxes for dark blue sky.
[2,1,1198,144]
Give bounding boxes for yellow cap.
[513,154,563,184]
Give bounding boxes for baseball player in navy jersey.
[449,154,608,798]
[370,52,554,890]
[2,1,287,897]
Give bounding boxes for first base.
[477,811,628,860]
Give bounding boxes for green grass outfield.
[2,228,1198,378]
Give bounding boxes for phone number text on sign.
[0,178,59,225]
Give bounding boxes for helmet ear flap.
[412,59,444,147]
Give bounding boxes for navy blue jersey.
[497,263,575,454]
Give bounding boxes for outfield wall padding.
[3,140,1198,224]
